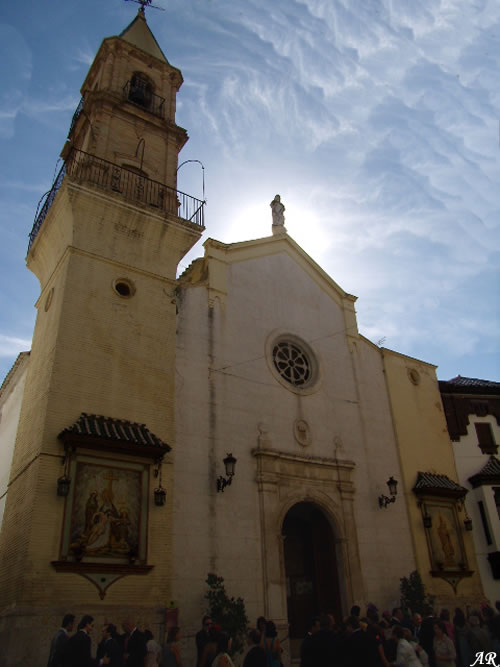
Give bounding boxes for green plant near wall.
[205,573,249,656]
[400,570,436,615]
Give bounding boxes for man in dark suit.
[96,623,121,667]
[196,615,212,667]
[121,618,146,667]
[47,613,75,667]
[66,615,95,667]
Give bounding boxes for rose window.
[272,341,312,387]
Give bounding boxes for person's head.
[367,609,379,624]
[392,625,405,640]
[382,610,391,623]
[122,618,136,634]
[103,623,117,640]
[217,631,231,655]
[310,616,321,635]
[440,608,450,622]
[265,621,277,638]
[202,616,212,632]
[469,615,481,628]
[403,628,413,642]
[413,613,422,627]
[392,608,403,621]
[167,626,180,644]
[78,615,94,633]
[62,614,75,631]
[248,629,261,646]
[256,617,266,633]
[433,622,446,638]
[144,630,153,642]
[482,604,495,621]
[350,605,361,617]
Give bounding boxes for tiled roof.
[59,412,171,452]
[469,456,500,489]
[445,376,500,389]
[413,471,467,498]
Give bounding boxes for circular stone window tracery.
[272,340,313,387]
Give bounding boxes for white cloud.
[0,335,31,358]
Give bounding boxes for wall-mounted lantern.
[57,475,71,497]
[154,459,166,506]
[378,476,398,509]
[217,453,237,493]
[57,445,72,496]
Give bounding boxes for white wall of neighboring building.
[0,353,30,531]
[453,414,500,604]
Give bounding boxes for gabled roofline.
[0,351,30,398]
[202,233,357,307]
[380,345,438,370]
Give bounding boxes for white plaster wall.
[173,248,415,662]
[0,356,29,531]
[453,415,500,604]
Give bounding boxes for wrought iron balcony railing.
[29,148,205,250]
[68,97,84,136]
[123,80,165,119]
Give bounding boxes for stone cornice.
[252,447,355,470]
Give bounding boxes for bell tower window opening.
[128,72,154,110]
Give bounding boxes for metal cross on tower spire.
[124,0,165,13]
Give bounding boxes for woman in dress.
[433,622,456,667]
[211,632,235,667]
[200,625,221,667]
[392,625,423,667]
[144,629,162,667]
[162,626,182,667]
[262,621,281,667]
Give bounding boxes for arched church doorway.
[282,502,342,640]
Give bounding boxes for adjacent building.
[440,376,500,605]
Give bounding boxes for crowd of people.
[297,603,500,667]
[47,602,500,667]
[47,614,169,667]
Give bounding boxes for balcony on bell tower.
[29,8,204,253]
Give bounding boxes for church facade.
[0,10,483,666]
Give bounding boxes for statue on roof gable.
[270,194,287,235]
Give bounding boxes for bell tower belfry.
[0,10,203,661]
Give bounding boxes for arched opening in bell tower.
[282,502,343,641]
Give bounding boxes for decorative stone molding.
[294,419,311,447]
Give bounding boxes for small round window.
[272,340,312,387]
[113,278,135,298]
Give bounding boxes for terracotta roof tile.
[59,412,170,451]
[413,471,467,497]
[469,456,500,488]
[445,376,500,389]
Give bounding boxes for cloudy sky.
[0,0,499,384]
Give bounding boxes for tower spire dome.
[120,1,169,63]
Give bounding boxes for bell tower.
[0,9,203,662]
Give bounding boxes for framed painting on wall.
[60,454,149,564]
[422,500,467,571]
